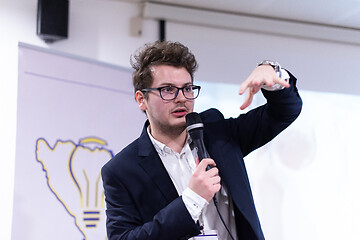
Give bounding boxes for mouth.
[172,107,188,117]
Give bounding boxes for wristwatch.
[257,60,290,91]
[257,60,282,78]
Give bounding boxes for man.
[101,41,302,240]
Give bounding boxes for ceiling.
[117,0,360,30]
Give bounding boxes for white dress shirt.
[147,128,237,240]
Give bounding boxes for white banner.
[12,43,145,240]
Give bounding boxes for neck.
[149,125,187,154]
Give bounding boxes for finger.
[239,77,263,94]
[238,77,252,95]
[211,177,222,192]
[211,175,221,185]
[197,158,216,171]
[213,183,222,192]
[242,85,262,109]
[274,76,290,88]
[240,88,255,110]
[205,165,219,177]
[262,69,290,88]
[262,75,276,88]
[195,157,200,166]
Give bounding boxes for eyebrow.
[158,82,193,87]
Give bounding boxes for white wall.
[0,1,157,239]
[165,21,360,95]
[1,0,360,239]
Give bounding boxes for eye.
[161,86,176,93]
[183,85,193,93]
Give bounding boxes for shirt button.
[164,147,171,154]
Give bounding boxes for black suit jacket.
[101,74,302,240]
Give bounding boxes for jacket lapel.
[204,127,262,235]
[200,109,258,221]
[137,122,179,204]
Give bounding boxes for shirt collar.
[146,126,192,156]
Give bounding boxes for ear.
[135,90,147,112]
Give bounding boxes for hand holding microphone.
[186,112,221,202]
[189,158,221,202]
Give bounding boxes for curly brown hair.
[131,41,198,97]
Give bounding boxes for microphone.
[186,113,235,240]
[186,112,211,170]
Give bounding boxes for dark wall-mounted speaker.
[37,0,69,43]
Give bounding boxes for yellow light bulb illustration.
[36,137,112,240]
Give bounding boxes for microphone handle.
[193,139,212,170]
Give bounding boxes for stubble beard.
[158,118,187,139]
[149,102,192,139]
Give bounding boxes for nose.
[174,89,187,102]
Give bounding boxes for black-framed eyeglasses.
[141,85,201,101]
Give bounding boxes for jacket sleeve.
[101,163,201,240]
[229,71,303,157]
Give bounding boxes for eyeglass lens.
[160,86,199,100]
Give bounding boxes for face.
[135,65,195,137]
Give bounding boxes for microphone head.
[186,112,204,134]
[186,112,202,126]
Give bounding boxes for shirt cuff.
[262,68,290,91]
[182,187,209,222]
